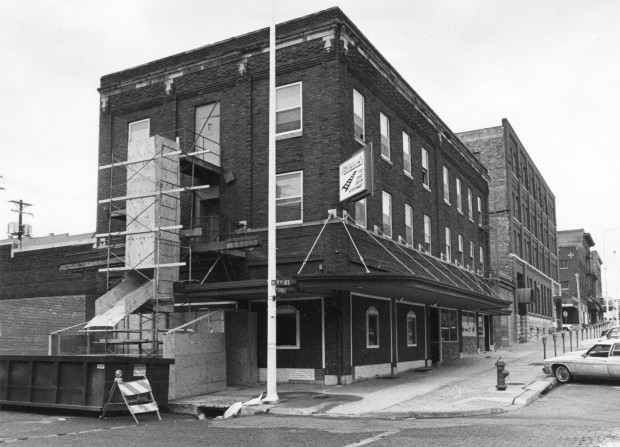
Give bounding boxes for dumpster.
[0,355,174,412]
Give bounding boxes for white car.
[580,326,620,350]
[542,339,620,383]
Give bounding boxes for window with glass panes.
[353,89,365,141]
[424,215,432,251]
[380,113,390,160]
[405,204,413,246]
[355,198,367,228]
[276,171,303,224]
[276,83,302,135]
[382,191,392,238]
[421,148,429,188]
[403,132,412,176]
[443,167,450,203]
[445,227,452,262]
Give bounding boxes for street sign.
[271,279,296,286]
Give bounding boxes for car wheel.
[555,365,573,383]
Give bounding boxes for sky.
[1,0,619,290]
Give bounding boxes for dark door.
[429,307,441,365]
[484,314,491,351]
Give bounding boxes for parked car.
[543,339,620,383]
[579,326,620,350]
[600,326,620,338]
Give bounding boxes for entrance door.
[429,307,441,365]
[484,315,491,351]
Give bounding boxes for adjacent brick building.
[458,119,559,343]
[81,7,511,384]
[558,229,603,326]
[0,234,98,354]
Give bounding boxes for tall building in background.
[557,229,604,326]
[458,119,559,343]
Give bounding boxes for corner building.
[458,119,560,344]
[94,8,509,386]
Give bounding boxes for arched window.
[276,305,300,349]
[406,311,417,346]
[366,306,379,348]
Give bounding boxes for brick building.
[458,119,559,343]
[558,229,603,326]
[0,234,98,354]
[77,8,510,385]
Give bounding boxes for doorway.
[429,307,441,365]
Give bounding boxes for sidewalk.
[166,340,557,419]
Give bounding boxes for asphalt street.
[2,379,620,446]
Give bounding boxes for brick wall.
[0,295,89,354]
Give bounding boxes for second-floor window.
[380,113,390,160]
[195,103,221,166]
[424,215,432,252]
[276,171,303,224]
[477,196,483,225]
[355,198,367,228]
[421,148,430,188]
[276,83,302,135]
[382,191,392,238]
[445,227,452,263]
[457,234,464,265]
[456,178,462,213]
[405,204,413,246]
[403,132,412,177]
[443,167,450,203]
[468,189,473,220]
[353,89,365,141]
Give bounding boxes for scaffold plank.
[98,262,186,272]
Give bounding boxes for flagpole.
[265,0,279,403]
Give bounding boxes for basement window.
[276,305,300,349]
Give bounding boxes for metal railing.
[542,322,612,359]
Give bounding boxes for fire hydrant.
[495,357,509,391]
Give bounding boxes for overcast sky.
[1,0,619,291]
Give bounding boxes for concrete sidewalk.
[166,339,557,419]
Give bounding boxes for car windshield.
[606,328,620,338]
[586,344,611,358]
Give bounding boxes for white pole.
[575,273,581,325]
[265,0,279,403]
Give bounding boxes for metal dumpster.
[0,355,174,412]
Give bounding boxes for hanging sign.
[339,144,373,203]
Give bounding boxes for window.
[560,260,568,269]
[403,132,412,176]
[421,148,430,188]
[479,246,485,272]
[353,89,365,141]
[405,204,413,246]
[128,119,149,143]
[406,311,417,346]
[380,113,390,160]
[355,198,367,228]
[276,82,302,135]
[468,189,473,220]
[443,166,450,203]
[441,309,458,342]
[457,234,464,265]
[366,306,379,347]
[456,178,462,213]
[477,196,482,225]
[276,171,303,224]
[423,215,432,252]
[276,305,299,348]
[470,241,475,260]
[445,227,452,262]
[561,281,569,289]
[195,103,221,165]
[382,191,392,238]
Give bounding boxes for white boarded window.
[380,113,390,160]
[276,83,302,135]
[128,119,150,143]
[195,103,221,166]
[276,171,303,224]
[353,89,365,141]
[403,132,412,176]
[405,204,413,246]
[382,191,392,238]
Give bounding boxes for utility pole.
[9,199,33,241]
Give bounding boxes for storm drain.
[197,406,226,419]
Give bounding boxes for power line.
[9,199,33,241]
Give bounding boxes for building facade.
[558,229,603,326]
[84,8,510,385]
[458,119,559,343]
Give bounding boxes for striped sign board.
[117,378,161,424]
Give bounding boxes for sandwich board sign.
[339,144,373,203]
